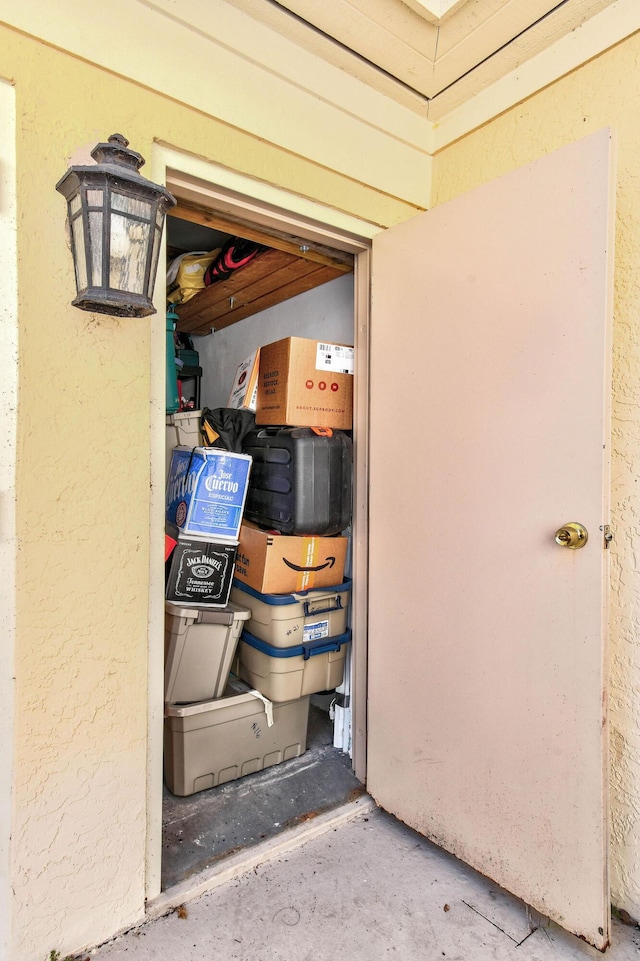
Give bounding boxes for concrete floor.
[162,703,362,889]
[90,804,640,961]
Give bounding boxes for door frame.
[0,79,17,961]
[147,143,380,903]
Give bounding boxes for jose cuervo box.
[166,446,252,540]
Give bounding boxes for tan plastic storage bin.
[237,629,351,702]
[172,409,202,447]
[166,410,202,478]
[230,579,350,648]
[164,680,309,796]
[165,601,250,704]
[166,416,178,479]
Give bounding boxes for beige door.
[367,130,614,950]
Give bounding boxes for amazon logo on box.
[235,521,348,594]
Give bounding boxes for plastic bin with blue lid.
[236,628,351,702]
[230,578,350,648]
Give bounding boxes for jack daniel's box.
[166,533,237,607]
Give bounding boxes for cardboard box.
[227,349,260,411]
[166,535,238,606]
[234,521,348,594]
[256,337,353,430]
[166,445,252,540]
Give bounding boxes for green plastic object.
[166,307,180,414]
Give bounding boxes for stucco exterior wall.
[0,24,419,961]
[431,30,640,920]
[6,5,640,957]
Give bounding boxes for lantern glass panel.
[89,210,104,287]
[111,193,152,220]
[148,223,162,298]
[87,188,103,208]
[70,193,82,217]
[109,212,150,293]
[71,213,87,291]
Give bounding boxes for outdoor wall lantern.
[56,133,176,317]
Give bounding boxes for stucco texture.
[8,10,640,959]
[431,31,640,919]
[2,25,418,961]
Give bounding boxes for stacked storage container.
[232,337,354,714]
[163,410,310,797]
[230,579,351,701]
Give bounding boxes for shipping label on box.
[315,342,354,375]
[166,537,237,606]
[227,349,260,411]
[257,336,353,430]
[166,446,252,539]
[234,521,348,593]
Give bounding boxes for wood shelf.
[170,201,354,335]
[175,247,350,334]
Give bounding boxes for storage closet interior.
[162,202,363,891]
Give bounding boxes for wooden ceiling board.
[225,0,621,115]
[176,250,346,334]
[345,0,439,52]
[277,0,437,50]
[340,0,558,98]
[435,0,557,56]
[177,249,298,326]
[433,0,562,90]
[434,0,534,52]
[274,0,562,97]
[199,264,344,331]
[168,203,354,271]
[225,0,431,113]
[426,0,616,118]
[271,0,438,90]
[399,0,473,26]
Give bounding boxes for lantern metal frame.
[56,133,176,317]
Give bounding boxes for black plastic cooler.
[241,426,352,535]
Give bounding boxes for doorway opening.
[158,167,372,892]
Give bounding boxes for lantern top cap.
[90,133,145,172]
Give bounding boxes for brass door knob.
[555,522,588,549]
